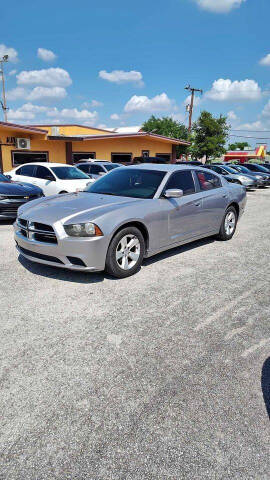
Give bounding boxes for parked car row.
[202,163,270,189]
[12,164,247,278]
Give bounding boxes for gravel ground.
[0,189,269,479]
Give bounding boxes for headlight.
[64,222,103,237]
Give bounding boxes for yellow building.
[0,121,189,172]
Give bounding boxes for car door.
[12,164,36,184]
[33,165,57,196]
[162,170,205,244]
[195,170,228,232]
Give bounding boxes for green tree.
[228,142,250,151]
[142,116,189,156]
[190,111,229,162]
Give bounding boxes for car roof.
[126,163,206,172]
[15,162,74,168]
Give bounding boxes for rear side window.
[16,165,35,177]
[196,171,221,191]
[77,164,90,173]
[90,165,104,174]
[165,171,195,196]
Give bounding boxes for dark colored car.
[176,161,203,166]
[0,173,43,219]
[242,163,270,184]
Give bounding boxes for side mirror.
[99,172,106,176]
[45,176,55,181]
[5,174,11,180]
[164,189,184,199]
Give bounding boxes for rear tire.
[105,227,145,278]
[58,191,68,194]
[217,206,238,241]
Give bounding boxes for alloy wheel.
[224,211,236,236]
[116,234,141,270]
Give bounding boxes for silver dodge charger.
[14,164,247,278]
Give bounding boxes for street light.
[0,54,9,122]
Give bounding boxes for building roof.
[48,131,190,145]
[0,121,47,134]
[29,123,111,133]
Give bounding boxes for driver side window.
[35,166,54,180]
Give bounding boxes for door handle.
[194,202,201,207]
[222,194,228,198]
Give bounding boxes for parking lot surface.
[0,189,270,479]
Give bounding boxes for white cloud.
[171,112,185,122]
[110,113,120,120]
[184,95,201,107]
[262,100,270,117]
[6,86,67,102]
[46,107,98,122]
[6,87,27,101]
[7,103,50,121]
[8,109,36,121]
[194,0,246,13]
[205,79,262,101]
[259,54,270,66]
[99,70,144,86]
[124,93,174,113]
[82,100,104,108]
[9,69,17,76]
[37,48,57,62]
[27,86,67,101]
[17,103,49,113]
[16,68,72,87]
[227,110,238,121]
[236,121,266,131]
[0,44,18,62]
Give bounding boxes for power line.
[228,134,270,139]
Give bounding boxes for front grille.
[18,218,27,227]
[17,218,57,244]
[34,233,57,244]
[32,222,54,232]
[18,245,63,264]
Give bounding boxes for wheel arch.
[111,221,149,250]
[227,202,239,218]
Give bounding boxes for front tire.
[217,206,238,241]
[58,191,68,194]
[105,227,145,278]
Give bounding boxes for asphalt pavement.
[0,189,269,479]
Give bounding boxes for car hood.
[0,181,42,195]
[18,192,144,224]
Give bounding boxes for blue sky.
[1,0,270,146]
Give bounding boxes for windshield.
[86,168,166,198]
[231,165,251,174]
[221,165,238,174]
[51,166,89,180]
[104,164,121,171]
[245,164,269,173]
[0,174,9,182]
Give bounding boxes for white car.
[6,162,95,196]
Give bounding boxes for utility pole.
[0,55,9,122]
[185,85,203,131]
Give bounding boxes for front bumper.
[14,221,109,272]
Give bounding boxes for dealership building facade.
[0,122,189,172]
